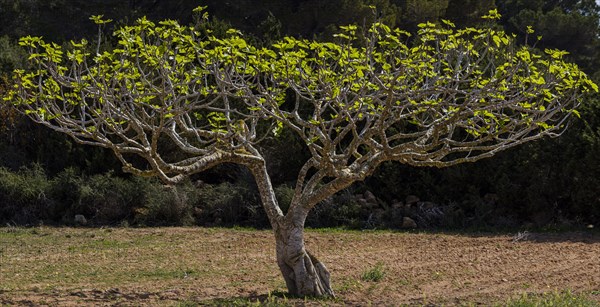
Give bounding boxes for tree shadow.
[514,231,599,244]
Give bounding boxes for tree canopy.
[5,9,596,182]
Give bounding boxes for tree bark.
[246,157,334,297]
[274,221,334,297]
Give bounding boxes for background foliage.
[1,0,599,229]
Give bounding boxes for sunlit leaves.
[89,15,113,25]
[481,9,501,20]
[4,8,597,176]
[545,49,570,60]
[526,25,535,34]
[207,112,227,130]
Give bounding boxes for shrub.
[307,189,364,228]
[194,181,266,227]
[0,35,26,73]
[49,169,147,224]
[134,180,197,226]
[0,165,199,226]
[274,184,294,214]
[0,164,54,224]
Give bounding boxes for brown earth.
[0,227,598,306]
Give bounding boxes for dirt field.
[0,227,598,306]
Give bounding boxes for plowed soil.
[0,227,598,306]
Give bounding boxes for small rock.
[587,224,594,229]
[401,217,417,229]
[405,195,420,205]
[364,191,378,205]
[74,214,87,225]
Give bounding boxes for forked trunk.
[274,224,334,297]
[246,160,335,297]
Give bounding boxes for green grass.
[503,291,600,307]
[361,262,386,282]
[189,290,293,306]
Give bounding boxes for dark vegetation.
[1,0,599,229]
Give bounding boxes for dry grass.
[0,227,598,306]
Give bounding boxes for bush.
[194,181,266,227]
[134,180,197,226]
[274,184,294,214]
[0,164,53,224]
[307,189,365,229]
[0,35,26,73]
[48,169,152,224]
[0,155,596,229]
[0,165,199,226]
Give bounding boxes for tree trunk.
[274,223,335,297]
[246,159,334,297]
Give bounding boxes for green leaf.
[90,15,113,25]
[417,22,436,28]
[192,6,208,13]
[482,9,501,20]
[492,35,501,48]
[441,19,455,28]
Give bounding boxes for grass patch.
[503,291,600,307]
[194,291,292,306]
[336,278,362,293]
[361,262,386,282]
[305,227,353,234]
[305,227,395,234]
